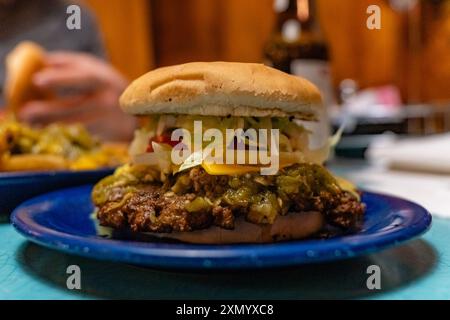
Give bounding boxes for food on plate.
[0,41,127,172]
[92,62,365,244]
[0,119,128,171]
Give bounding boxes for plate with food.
[0,119,128,213]
[11,185,431,269]
[11,62,432,268]
[0,42,128,214]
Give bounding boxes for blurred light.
[282,19,301,42]
[389,0,419,12]
[297,0,310,22]
[274,0,289,12]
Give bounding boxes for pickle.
[247,191,280,224]
[276,175,302,194]
[171,173,191,194]
[185,197,212,213]
[223,185,254,207]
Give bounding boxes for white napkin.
[340,163,450,218]
[367,133,450,174]
[337,133,450,218]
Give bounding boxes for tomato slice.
[146,134,181,152]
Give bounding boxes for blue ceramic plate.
[0,169,113,215]
[11,185,432,269]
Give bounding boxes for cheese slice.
[201,162,261,175]
[336,176,360,200]
[200,161,299,176]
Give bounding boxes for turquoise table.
[1,161,450,299]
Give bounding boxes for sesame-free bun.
[139,211,324,244]
[4,41,48,112]
[120,62,323,119]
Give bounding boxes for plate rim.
[11,185,432,269]
[0,167,115,180]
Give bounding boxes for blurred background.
[85,0,450,103]
[85,0,450,144]
[1,0,450,151]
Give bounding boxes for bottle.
[264,0,334,106]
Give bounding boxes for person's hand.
[18,51,135,141]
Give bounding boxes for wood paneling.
[151,0,274,66]
[151,0,406,92]
[421,1,450,102]
[219,0,274,63]
[318,0,403,93]
[84,0,154,80]
[85,0,449,102]
[319,0,450,103]
[151,0,222,65]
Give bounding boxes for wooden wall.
[86,0,450,103]
[84,0,154,80]
[318,0,403,92]
[151,0,275,66]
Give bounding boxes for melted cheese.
[201,162,261,175]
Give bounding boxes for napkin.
[342,133,450,218]
[367,133,450,174]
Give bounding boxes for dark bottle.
[264,0,334,105]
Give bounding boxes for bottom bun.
[144,211,324,244]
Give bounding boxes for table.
[1,160,450,299]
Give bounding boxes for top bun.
[120,62,323,119]
[4,41,48,112]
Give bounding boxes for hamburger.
[4,41,52,113]
[92,62,365,244]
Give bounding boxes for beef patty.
[93,164,365,235]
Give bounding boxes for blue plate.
[11,185,432,269]
[0,169,113,215]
